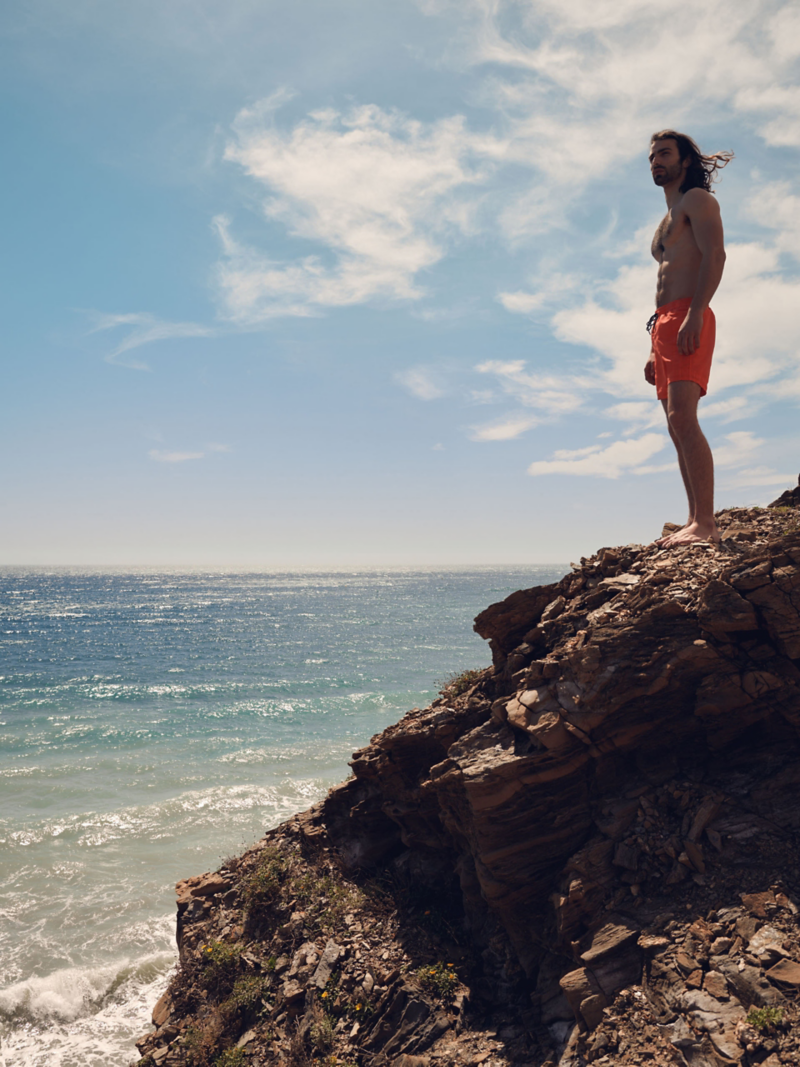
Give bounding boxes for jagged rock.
[147,499,800,1067]
[766,958,800,986]
[768,473,800,508]
[313,938,344,988]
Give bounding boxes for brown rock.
[676,950,700,974]
[187,873,231,898]
[152,990,173,1028]
[765,958,800,986]
[579,918,639,965]
[703,970,729,999]
[742,891,776,919]
[281,979,305,1005]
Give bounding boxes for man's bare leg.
[658,381,719,545]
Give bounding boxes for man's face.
[649,139,688,187]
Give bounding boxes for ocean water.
[0,567,564,1067]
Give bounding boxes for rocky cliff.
[135,497,800,1067]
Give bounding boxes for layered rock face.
[138,504,800,1067]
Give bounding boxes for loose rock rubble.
[135,498,800,1067]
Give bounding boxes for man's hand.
[644,352,656,386]
[677,307,705,355]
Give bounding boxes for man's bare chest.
[651,210,692,260]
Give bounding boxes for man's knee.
[666,404,699,439]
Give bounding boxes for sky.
[1,0,799,567]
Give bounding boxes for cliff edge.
[136,493,800,1067]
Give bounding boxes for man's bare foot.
[661,520,720,547]
[656,521,689,546]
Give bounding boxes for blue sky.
[2,0,799,566]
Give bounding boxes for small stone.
[742,890,776,918]
[152,991,173,1028]
[236,1029,257,1049]
[685,969,703,989]
[281,979,305,1005]
[765,958,800,986]
[676,950,700,974]
[703,971,729,999]
[710,937,734,955]
[313,939,344,988]
[188,873,231,898]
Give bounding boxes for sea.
[0,566,565,1067]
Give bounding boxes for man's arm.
[645,347,656,386]
[678,189,726,355]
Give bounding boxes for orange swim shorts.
[650,297,715,401]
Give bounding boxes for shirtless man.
[645,130,732,546]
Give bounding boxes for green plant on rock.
[201,941,242,986]
[416,961,459,1000]
[220,975,270,1019]
[310,1013,335,1052]
[746,1006,784,1031]
[183,1011,225,1067]
[288,870,363,936]
[240,847,289,909]
[213,1049,248,1067]
[436,668,483,697]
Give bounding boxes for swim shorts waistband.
[655,296,693,314]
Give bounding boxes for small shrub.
[288,871,363,936]
[310,1013,335,1052]
[214,1050,247,1067]
[437,668,483,697]
[202,941,242,983]
[183,1010,225,1067]
[221,976,270,1019]
[416,961,459,1000]
[746,1006,783,1031]
[241,847,289,909]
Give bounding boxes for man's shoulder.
[681,186,720,215]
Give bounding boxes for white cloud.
[498,271,579,315]
[395,366,446,401]
[700,397,751,422]
[527,432,667,478]
[90,312,213,370]
[469,412,539,441]
[149,450,205,463]
[475,360,585,415]
[498,290,546,314]
[713,431,764,469]
[742,181,800,260]
[603,401,663,432]
[216,102,492,322]
[725,466,798,488]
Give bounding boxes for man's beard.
[652,161,684,186]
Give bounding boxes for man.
[645,130,732,546]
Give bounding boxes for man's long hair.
[651,130,734,193]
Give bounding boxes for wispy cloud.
[394,366,446,401]
[149,449,205,464]
[527,432,668,479]
[469,412,538,441]
[475,360,585,415]
[216,101,493,322]
[89,312,214,370]
[724,466,797,488]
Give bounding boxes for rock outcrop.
[136,500,800,1067]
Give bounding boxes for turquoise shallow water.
[0,567,564,1066]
